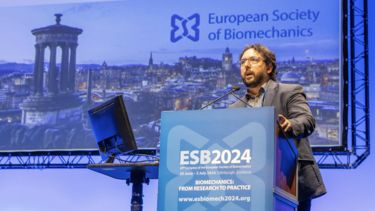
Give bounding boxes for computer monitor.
[88,95,137,161]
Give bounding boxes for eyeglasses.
[240,56,263,65]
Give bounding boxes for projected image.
[0,0,342,152]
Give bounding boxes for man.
[230,44,326,211]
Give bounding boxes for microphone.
[200,86,241,110]
[231,85,241,92]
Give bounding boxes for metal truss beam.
[0,151,100,169]
[315,0,369,169]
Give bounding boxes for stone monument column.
[68,44,78,92]
[34,44,45,95]
[48,43,58,94]
[33,44,40,95]
[60,44,70,92]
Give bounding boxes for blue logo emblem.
[170,14,200,42]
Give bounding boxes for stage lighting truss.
[314,0,370,169]
[0,151,159,169]
[0,151,100,169]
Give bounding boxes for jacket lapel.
[263,80,278,106]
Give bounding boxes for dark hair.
[239,43,277,81]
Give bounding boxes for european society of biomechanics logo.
[170,14,200,43]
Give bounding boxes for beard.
[242,71,268,88]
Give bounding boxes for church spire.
[148,52,154,67]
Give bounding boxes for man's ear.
[266,64,273,74]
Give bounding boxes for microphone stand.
[200,86,240,110]
[230,92,253,108]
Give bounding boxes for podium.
[88,161,159,211]
[157,107,298,211]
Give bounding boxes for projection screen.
[0,0,344,153]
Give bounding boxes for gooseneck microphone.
[200,86,241,110]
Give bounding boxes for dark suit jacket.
[230,80,327,201]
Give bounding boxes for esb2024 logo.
[170,14,200,43]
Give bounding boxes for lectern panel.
[158,108,295,211]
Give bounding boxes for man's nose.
[243,62,252,69]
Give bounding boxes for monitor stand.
[105,153,116,163]
[88,161,159,211]
[127,169,149,211]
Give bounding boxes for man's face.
[240,48,271,88]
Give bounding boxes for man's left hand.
[278,114,292,133]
